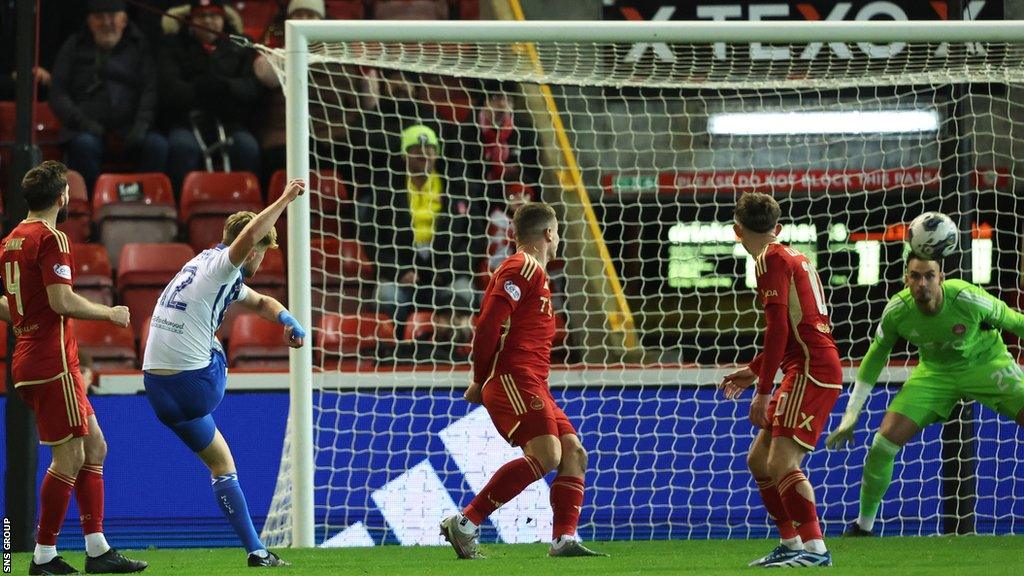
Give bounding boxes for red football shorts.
[766,371,841,451]
[16,370,93,445]
[482,373,577,447]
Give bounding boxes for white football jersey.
[143,245,249,371]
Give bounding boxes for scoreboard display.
[666,220,993,290]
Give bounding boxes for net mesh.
[258,36,1024,547]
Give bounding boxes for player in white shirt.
[142,178,305,567]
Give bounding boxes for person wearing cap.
[464,79,541,192]
[258,0,326,50]
[50,0,167,190]
[253,0,334,180]
[159,0,262,191]
[357,124,488,354]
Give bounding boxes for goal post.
[273,19,1024,547]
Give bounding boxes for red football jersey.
[0,220,80,387]
[754,243,841,382]
[480,251,556,382]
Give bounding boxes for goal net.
[259,21,1024,547]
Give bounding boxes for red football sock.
[778,470,823,542]
[76,464,105,535]
[464,455,545,525]
[550,475,585,539]
[755,476,798,540]
[37,469,77,546]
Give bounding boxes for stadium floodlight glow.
[707,110,940,136]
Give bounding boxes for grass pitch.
[10,536,1024,575]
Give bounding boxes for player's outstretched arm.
[228,178,305,267]
[236,286,305,348]
[826,335,896,449]
[46,284,130,327]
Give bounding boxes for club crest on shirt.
[503,280,521,301]
[53,264,72,280]
[530,397,545,411]
[953,323,966,335]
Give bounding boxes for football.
[907,212,959,260]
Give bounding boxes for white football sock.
[857,516,876,532]
[85,532,110,558]
[780,536,803,550]
[803,539,827,554]
[33,544,58,564]
[552,534,577,548]
[456,514,477,535]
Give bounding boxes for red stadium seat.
[74,319,137,370]
[249,248,286,298]
[92,173,177,265]
[180,171,263,252]
[316,313,395,360]
[227,313,289,369]
[372,0,449,19]
[402,311,436,341]
[325,0,365,18]
[325,0,366,18]
[73,244,114,306]
[268,170,350,249]
[311,238,373,286]
[233,0,280,41]
[118,243,194,337]
[138,316,152,361]
[456,0,479,19]
[58,170,91,243]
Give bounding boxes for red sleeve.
[472,295,513,385]
[488,265,531,311]
[757,303,789,394]
[749,352,763,374]
[38,232,73,287]
[754,250,791,394]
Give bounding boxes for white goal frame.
[283,18,1024,548]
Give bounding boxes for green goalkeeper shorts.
[890,353,1024,427]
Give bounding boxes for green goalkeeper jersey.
[857,279,1024,384]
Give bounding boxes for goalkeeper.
[827,253,1024,535]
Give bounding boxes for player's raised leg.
[199,429,289,567]
[746,429,803,566]
[548,433,605,557]
[442,434,559,559]
[848,411,922,536]
[77,414,148,574]
[763,437,831,567]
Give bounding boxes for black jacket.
[49,23,157,136]
[157,25,260,132]
[357,161,488,286]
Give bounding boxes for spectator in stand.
[465,79,541,197]
[253,0,375,184]
[486,182,534,272]
[357,124,487,348]
[50,0,167,190]
[159,0,261,190]
[258,0,324,49]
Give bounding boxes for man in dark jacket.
[50,0,167,189]
[159,0,261,189]
[357,124,488,341]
